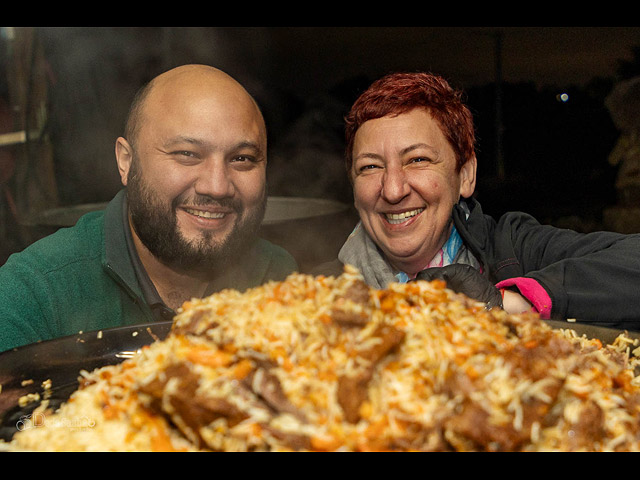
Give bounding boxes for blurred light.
[556,93,569,102]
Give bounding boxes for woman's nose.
[194,160,235,199]
[380,166,410,203]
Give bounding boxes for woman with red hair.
[319,71,640,326]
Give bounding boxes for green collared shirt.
[0,190,298,352]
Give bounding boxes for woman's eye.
[359,164,379,172]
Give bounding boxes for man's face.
[120,76,268,275]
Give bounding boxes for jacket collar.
[453,197,491,275]
[102,189,271,300]
[102,189,145,301]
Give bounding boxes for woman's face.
[350,108,476,275]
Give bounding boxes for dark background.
[2,26,640,269]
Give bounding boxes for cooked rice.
[5,265,640,451]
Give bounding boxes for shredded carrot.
[393,318,408,328]
[358,400,373,420]
[223,343,238,354]
[249,422,263,438]
[232,359,254,380]
[186,347,233,368]
[311,434,343,451]
[357,439,389,452]
[99,390,121,420]
[465,365,480,380]
[380,295,396,313]
[268,346,294,371]
[150,421,186,452]
[614,371,634,392]
[363,416,388,439]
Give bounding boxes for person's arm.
[498,212,640,324]
[0,261,55,352]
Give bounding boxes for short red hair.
[344,72,476,175]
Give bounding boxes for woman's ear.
[115,137,133,186]
[459,155,477,199]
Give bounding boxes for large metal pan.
[1,319,638,443]
[0,321,172,442]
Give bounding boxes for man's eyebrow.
[163,136,205,148]
[233,140,264,154]
[163,137,264,155]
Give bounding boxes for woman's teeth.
[185,208,225,219]
[385,208,424,224]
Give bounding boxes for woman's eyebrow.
[354,152,383,162]
[354,143,439,161]
[400,143,438,156]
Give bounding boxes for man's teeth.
[185,208,225,219]
[385,208,424,224]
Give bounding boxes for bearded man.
[0,65,297,352]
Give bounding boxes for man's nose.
[380,166,410,203]
[194,159,235,199]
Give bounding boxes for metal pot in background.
[260,197,357,273]
[23,196,358,273]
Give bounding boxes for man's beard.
[126,162,266,277]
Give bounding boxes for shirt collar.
[121,193,175,321]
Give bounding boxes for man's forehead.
[139,85,266,148]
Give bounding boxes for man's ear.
[459,155,477,199]
[115,137,133,186]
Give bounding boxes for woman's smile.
[382,208,425,226]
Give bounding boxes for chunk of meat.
[137,363,248,448]
[337,324,405,423]
[336,372,370,424]
[243,368,307,423]
[331,279,371,327]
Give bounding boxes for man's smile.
[183,207,227,219]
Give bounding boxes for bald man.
[0,65,298,352]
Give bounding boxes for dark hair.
[344,72,476,173]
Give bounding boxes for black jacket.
[314,198,640,327]
[453,198,640,327]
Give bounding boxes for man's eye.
[230,155,262,170]
[172,150,196,158]
[358,164,379,173]
[232,154,264,165]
